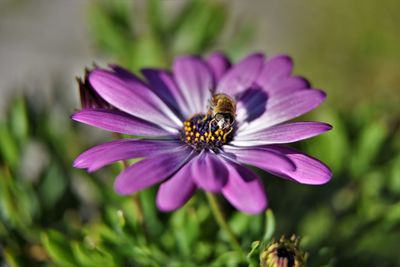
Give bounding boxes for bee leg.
[208,119,216,137]
[223,127,233,143]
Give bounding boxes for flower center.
[180,114,234,151]
[277,247,295,267]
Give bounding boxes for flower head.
[260,235,307,267]
[72,52,332,214]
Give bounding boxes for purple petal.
[236,87,269,123]
[222,145,296,174]
[257,55,293,86]
[74,139,181,172]
[89,69,182,130]
[78,69,112,110]
[190,152,229,192]
[233,122,332,146]
[109,65,144,84]
[114,147,193,195]
[239,89,326,133]
[262,76,310,97]
[156,163,197,211]
[72,109,176,136]
[221,160,267,214]
[217,53,265,96]
[264,145,332,185]
[206,52,231,80]
[256,55,312,102]
[141,69,190,118]
[172,56,214,114]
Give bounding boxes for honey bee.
[207,93,236,131]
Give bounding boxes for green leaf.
[224,21,255,59]
[171,0,227,54]
[247,241,261,267]
[39,164,67,208]
[147,0,165,40]
[71,241,116,267]
[0,167,39,230]
[88,0,134,58]
[210,251,246,267]
[247,240,260,257]
[304,109,349,174]
[350,120,387,177]
[92,224,121,245]
[3,248,22,267]
[140,187,163,237]
[9,97,29,145]
[0,120,19,167]
[170,205,202,258]
[384,203,400,230]
[167,0,199,35]
[389,156,400,194]
[41,230,77,267]
[229,213,252,236]
[299,207,334,247]
[130,34,167,71]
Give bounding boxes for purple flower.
[72,53,332,214]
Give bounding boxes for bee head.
[215,113,234,129]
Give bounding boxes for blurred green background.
[1,0,399,266]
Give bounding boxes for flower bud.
[260,235,307,267]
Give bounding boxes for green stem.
[205,192,244,256]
